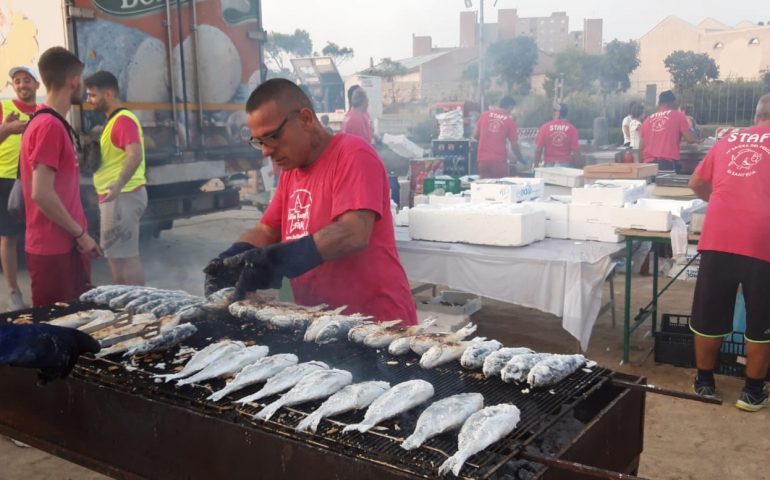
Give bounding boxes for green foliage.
[599,40,640,96]
[363,58,409,79]
[543,49,601,98]
[322,42,354,66]
[487,36,539,94]
[664,50,719,95]
[515,95,553,128]
[265,29,313,72]
[690,79,765,126]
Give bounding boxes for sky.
[261,0,766,76]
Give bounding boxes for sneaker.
[8,290,28,311]
[735,387,770,412]
[693,381,721,401]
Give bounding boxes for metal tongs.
[96,313,162,347]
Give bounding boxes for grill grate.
[17,303,611,479]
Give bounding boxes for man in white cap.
[0,66,39,311]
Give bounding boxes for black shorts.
[690,250,770,343]
[0,177,24,236]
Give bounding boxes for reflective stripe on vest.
[0,99,30,179]
[94,109,146,195]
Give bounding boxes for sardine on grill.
[254,369,353,421]
[482,347,536,378]
[347,320,403,344]
[409,322,477,355]
[361,319,435,349]
[157,340,246,383]
[313,314,372,345]
[123,321,195,357]
[96,315,181,357]
[500,353,552,384]
[460,340,503,370]
[527,354,586,388]
[47,310,114,329]
[207,353,298,402]
[234,361,329,405]
[342,379,434,433]
[176,345,270,386]
[401,392,484,451]
[295,381,390,433]
[419,338,486,369]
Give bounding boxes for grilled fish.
[202,287,237,311]
[207,353,299,402]
[80,285,124,302]
[500,353,552,383]
[409,322,477,355]
[302,307,349,342]
[123,321,194,357]
[347,320,403,344]
[254,369,353,421]
[92,286,139,305]
[76,311,118,333]
[401,392,484,451]
[150,298,203,318]
[313,314,372,344]
[386,335,415,356]
[47,310,114,329]
[96,315,181,357]
[92,313,158,341]
[438,404,521,476]
[460,340,503,370]
[342,379,434,433]
[482,347,536,378]
[157,340,246,383]
[295,381,391,433]
[361,319,436,349]
[110,288,161,310]
[176,345,270,386]
[177,305,205,321]
[419,338,486,369]
[235,361,329,405]
[527,354,586,388]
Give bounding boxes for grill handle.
[611,378,722,405]
[520,451,650,480]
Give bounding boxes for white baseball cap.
[9,66,39,82]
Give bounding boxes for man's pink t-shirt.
[476,108,518,165]
[640,107,690,162]
[20,105,87,255]
[695,125,770,264]
[261,133,417,325]
[111,115,141,148]
[535,119,579,164]
[341,109,373,144]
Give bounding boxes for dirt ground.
[0,208,766,480]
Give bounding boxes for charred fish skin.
[347,320,402,344]
[409,322,477,355]
[314,315,371,345]
[342,379,435,434]
[401,392,484,451]
[482,347,536,378]
[150,298,203,318]
[527,354,586,388]
[207,353,299,402]
[235,361,330,405]
[362,319,435,349]
[387,335,414,356]
[124,322,197,357]
[176,345,270,386]
[48,310,114,329]
[80,285,131,303]
[109,288,159,310]
[438,404,521,476]
[295,381,390,433]
[157,340,245,383]
[254,369,353,421]
[460,340,503,370]
[93,286,137,305]
[419,338,486,370]
[500,353,552,384]
[202,287,236,311]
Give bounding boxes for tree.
[763,72,770,93]
[542,49,600,98]
[363,58,408,105]
[487,36,539,94]
[664,50,719,95]
[322,42,354,66]
[599,40,640,96]
[264,29,312,73]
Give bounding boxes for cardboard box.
[535,167,585,188]
[569,204,624,224]
[417,290,482,333]
[470,177,544,203]
[583,162,658,179]
[571,180,647,206]
[568,221,624,243]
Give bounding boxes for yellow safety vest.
[94,109,146,195]
[0,99,30,179]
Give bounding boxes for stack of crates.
[431,140,478,177]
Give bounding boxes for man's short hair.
[659,90,676,105]
[37,46,84,91]
[350,88,367,108]
[84,70,119,95]
[347,85,361,107]
[246,78,314,114]
[499,96,515,109]
[555,103,568,118]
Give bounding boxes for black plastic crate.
[431,140,478,176]
[654,313,766,379]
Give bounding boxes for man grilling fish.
[204,79,417,326]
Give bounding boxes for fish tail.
[400,434,424,451]
[342,422,371,433]
[207,388,229,402]
[438,452,468,476]
[295,412,321,433]
[254,400,282,421]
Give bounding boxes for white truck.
[0,0,267,236]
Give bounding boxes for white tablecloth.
[395,228,624,350]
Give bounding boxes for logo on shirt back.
[724,144,768,178]
[287,189,312,240]
[550,130,567,147]
[650,113,669,133]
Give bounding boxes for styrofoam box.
[633,198,706,223]
[547,219,570,239]
[535,167,585,188]
[569,204,624,224]
[470,177,544,203]
[571,179,647,206]
[611,207,672,231]
[522,198,570,239]
[428,193,470,205]
[394,207,410,227]
[417,291,482,333]
[408,203,546,247]
[568,221,624,243]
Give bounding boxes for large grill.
[0,302,646,479]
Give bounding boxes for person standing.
[0,66,39,310]
[621,102,635,147]
[688,94,770,411]
[534,103,580,167]
[473,96,522,179]
[204,78,417,325]
[628,103,644,151]
[341,87,373,144]
[84,71,147,285]
[639,90,697,173]
[20,47,101,306]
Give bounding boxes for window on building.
[749,37,760,45]
[713,41,724,49]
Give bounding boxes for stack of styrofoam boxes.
[534,167,585,188]
[469,177,544,203]
[610,199,707,232]
[569,180,647,243]
[522,196,570,239]
[428,192,471,205]
[408,203,546,247]
[668,245,701,281]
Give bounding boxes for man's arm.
[31,164,100,255]
[571,147,581,165]
[681,129,697,144]
[688,173,712,201]
[102,143,143,202]
[238,222,282,248]
[0,112,26,144]
[534,146,544,168]
[313,209,375,261]
[510,141,523,163]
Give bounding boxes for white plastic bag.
[382,133,425,158]
[435,108,464,140]
[670,215,688,262]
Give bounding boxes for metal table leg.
[652,246,659,336]
[623,237,633,364]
